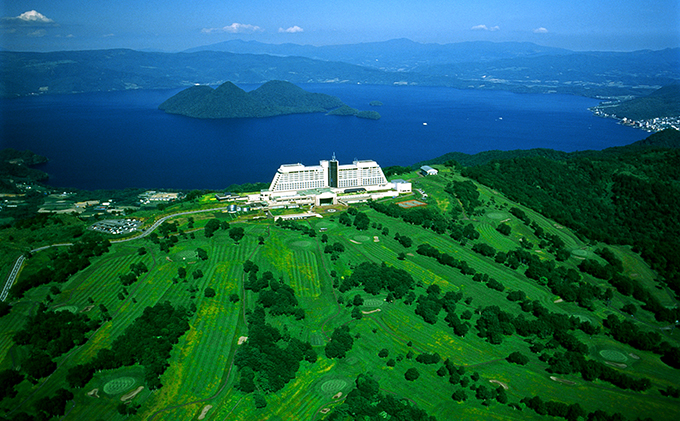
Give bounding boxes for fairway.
[3,164,679,421]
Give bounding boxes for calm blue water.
[0,84,644,190]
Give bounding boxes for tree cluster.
[326,374,437,421]
[520,396,586,421]
[12,234,111,298]
[235,306,316,393]
[369,201,449,233]
[66,301,191,390]
[339,261,415,298]
[325,325,354,359]
[603,314,680,369]
[276,218,316,237]
[445,180,482,217]
[14,307,91,356]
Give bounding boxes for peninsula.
[159,80,345,119]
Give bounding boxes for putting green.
[599,349,628,363]
[290,240,314,250]
[103,377,136,395]
[310,333,325,346]
[321,379,347,394]
[572,314,591,324]
[354,235,370,242]
[363,299,384,308]
[486,212,510,220]
[316,221,338,230]
[571,249,589,258]
[174,249,197,260]
[54,306,78,313]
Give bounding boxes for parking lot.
[90,219,142,235]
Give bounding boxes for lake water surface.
[0,84,644,190]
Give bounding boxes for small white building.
[420,165,438,176]
[391,179,412,193]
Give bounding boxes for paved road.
[1,243,74,302]
[1,206,231,301]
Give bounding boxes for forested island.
[158,80,345,119]
[1,129,679,421]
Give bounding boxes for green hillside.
[593,84,680,120]
[1,135,679,420]
[158,80,345,119]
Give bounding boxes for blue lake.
[0,84,644,190]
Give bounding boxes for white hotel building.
[257,156,411,206]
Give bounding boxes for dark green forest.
[158,80,345,119]
[460,129,680,300]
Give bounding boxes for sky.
[1,0,678,52]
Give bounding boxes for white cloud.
[201,23,263,34]
[17,10,53,23]
[279,26,304,33]
[2,10,56,27]
[27,29,47,37]
[471,24,500,32]
[533,27,549,33]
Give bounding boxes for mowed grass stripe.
[477,222,518,250]
[291,250,320,297]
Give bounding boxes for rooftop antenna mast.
[331,152,337,161]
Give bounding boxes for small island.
[369,100,383,106]
[327,105,359,116]
[327,106,381,120]
[356,110,381,120]
[159,80,345,119]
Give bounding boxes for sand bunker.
[166,256,173,262]
[629,353,640,360]
[554,298,564,303]
[332,392,343,399]
[80,305,95,313]
[320,408,331,414]
[349,239,361,244]
[373,236,379,242]
[605,362,628,368]
[198,405,213,420]
[87,388,99,398]
[238,336,248,345]
[489,380,509,390]
[120,386,144,401]
[361,309,382,315]
[550,376,576,385]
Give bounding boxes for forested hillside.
[462,129,680,301]
[158,80,345,118]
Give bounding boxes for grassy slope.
[0,167,678,420]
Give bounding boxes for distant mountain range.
[1,39,679,100]
[183,38,573,71]
[158,80,345,119]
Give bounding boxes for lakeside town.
[590,108,680,132]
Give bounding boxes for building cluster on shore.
[591,109,680,132]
